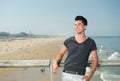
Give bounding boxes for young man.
[52,16,98,81]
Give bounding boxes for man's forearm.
[54,45,67,64]
[88,50,98,78]
[88,58,98,78]
[54,54,63,64]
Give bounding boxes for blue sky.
[0,0,120,36]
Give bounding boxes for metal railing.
[0,60,120,81]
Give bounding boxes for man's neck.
[75,33,87,43]
[76,33,86,38]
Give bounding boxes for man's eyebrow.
[78,22,82,25]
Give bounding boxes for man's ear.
[84,25,87,30]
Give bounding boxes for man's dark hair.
[75,16,88,26]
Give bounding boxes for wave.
[100,71,120,81]
[86,67,102,75]
[97,45,110,55]
[108,52,120,60]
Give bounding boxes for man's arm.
[83,50,98,81]
[52,45,67,73]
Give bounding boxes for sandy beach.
[0,37,66,81]
[0,37,66,60]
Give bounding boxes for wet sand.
[0,37,66,81]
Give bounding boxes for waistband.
[63,70,83,75]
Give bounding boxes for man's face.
[75,20,86,34]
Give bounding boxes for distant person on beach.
[52,16,98,81]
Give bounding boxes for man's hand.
[52,62,59,74]
[82,75,91,81]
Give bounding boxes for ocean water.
[0,36,120,81]
[90,36,120,81]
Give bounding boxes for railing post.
[50,59,53,81]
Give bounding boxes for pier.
[0,60,120,68]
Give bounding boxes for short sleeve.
[63,38,70,48]
[90,39,97,51]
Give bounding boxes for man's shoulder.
[64,36,75,43]
[66,36,75,41]
[88,37,95,41]
[87,37,96,45]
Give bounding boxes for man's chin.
[76,32,81,34]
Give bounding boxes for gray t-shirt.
[63,37,97,75]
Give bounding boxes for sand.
[0,37,66,60]
[0,37,66,81]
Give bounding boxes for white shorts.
[62,72,86,81]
